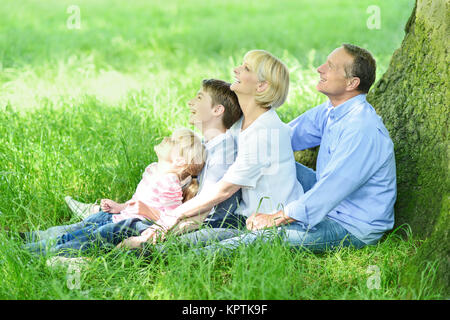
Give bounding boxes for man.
[193,44,397,253]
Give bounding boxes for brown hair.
[202,79,242,129]
[342,43,377,93]
[182,177,199,202]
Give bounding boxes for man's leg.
[278,217,367,252]
[192,217,366,256]
[295,162,317,193]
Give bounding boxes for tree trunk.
[367,0,449,294]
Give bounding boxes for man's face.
[188,88,215,128]
[316,47,354,97]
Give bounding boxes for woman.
[119,49,305,248]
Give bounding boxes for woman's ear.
[256,80,269,93]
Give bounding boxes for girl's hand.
[101,199,123,214]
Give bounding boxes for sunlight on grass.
[1,0,440,300]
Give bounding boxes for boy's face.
[188,88,215,128]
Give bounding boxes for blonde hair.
[167,128,206,182]
[243,50,290,109]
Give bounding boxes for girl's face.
[154,136,176,163]
[230,59,260,96]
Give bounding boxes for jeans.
[193,217,366,256]
[203,189,246,229]
[190,162,367,255]
[24,211,153,256]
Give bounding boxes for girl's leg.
[23,211,112,243]
[23,212,113,256]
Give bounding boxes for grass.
[0,0,444,299]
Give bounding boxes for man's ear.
[346,77,361,92]
[212,104,225,117]
[256,80,269,93]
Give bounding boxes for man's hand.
[246,210,295,231]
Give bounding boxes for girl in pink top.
[100,128,206,223]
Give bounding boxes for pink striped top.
[112,163,183,223]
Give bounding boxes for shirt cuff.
[285,201,308,226]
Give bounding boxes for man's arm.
[283,127,381,229]
[288,103,328,151]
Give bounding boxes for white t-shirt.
[222,109,304,217]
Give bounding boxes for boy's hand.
[101,199,123,214]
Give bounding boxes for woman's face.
[230,59,260,96]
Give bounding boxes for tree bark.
[367,0,449,294]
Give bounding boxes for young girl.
[23,128,206,256]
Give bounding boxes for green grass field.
[0,0,444,299]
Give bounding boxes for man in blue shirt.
[197,44,396,253]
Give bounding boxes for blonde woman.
[120,50,305,248]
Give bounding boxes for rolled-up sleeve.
[285,127,380,228]
[288,103,328,151]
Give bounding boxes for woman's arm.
[175,179,241,220]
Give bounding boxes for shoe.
[64,196,99,220]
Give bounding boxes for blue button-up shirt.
[285,94,396,244]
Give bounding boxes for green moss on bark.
[367,0,449,295]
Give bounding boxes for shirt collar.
[328,94,367,122]
[204,131,227,151]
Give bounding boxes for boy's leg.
[203,189,246,229]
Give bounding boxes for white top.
[222,109,304,217]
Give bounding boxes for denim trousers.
[23,191,245,256]
[23,211,153,256]
[187,162,367,255]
